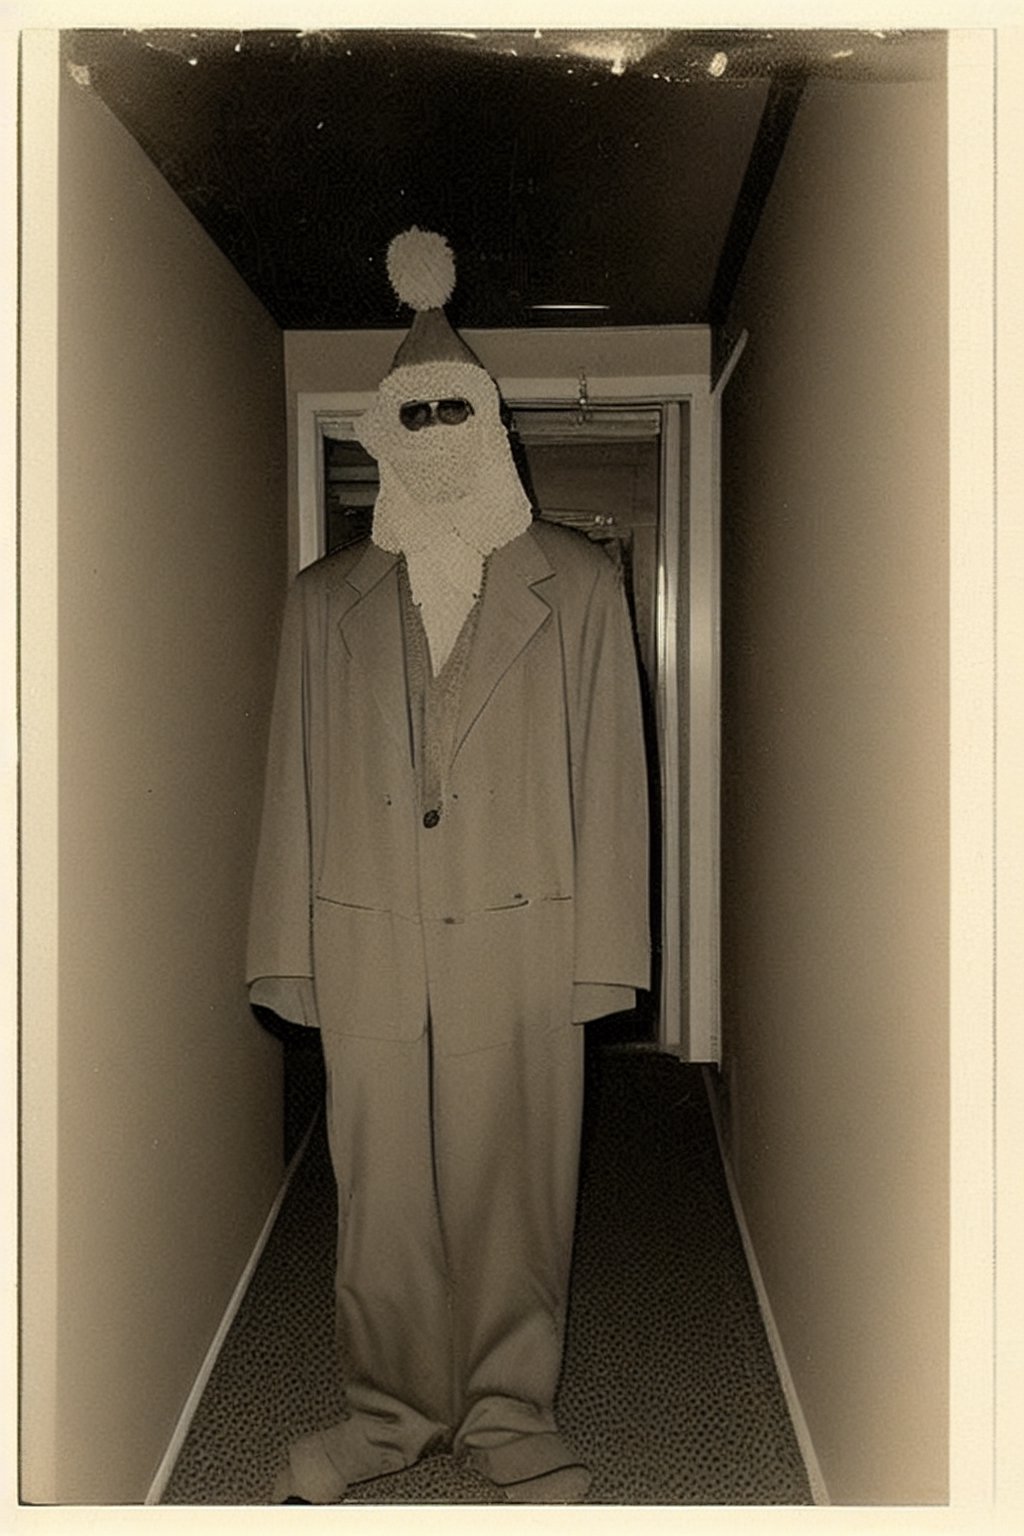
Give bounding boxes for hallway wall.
[718,74,949,1502]
[21,60,288,1502]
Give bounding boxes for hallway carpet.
[162,1046,812,1505]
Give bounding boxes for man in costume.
[247,229,649,1503]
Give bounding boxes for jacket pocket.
[312,897,427,1041]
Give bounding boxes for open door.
[508,404,665,1045]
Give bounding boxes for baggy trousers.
[282,1008,586,1501]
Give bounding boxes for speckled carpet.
[162,1044,812,1506]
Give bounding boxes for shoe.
[463,1427,591,1503]
[498,1464,592,1503]
[273,1465,320,1503]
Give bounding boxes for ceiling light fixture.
[531,304,610,312]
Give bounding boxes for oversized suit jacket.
[246,519,650,1058]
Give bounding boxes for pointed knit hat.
[362,226,533,677]
[385,227,485,373]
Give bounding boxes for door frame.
[296,361,720,1063]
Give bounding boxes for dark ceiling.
[62,27,946,332]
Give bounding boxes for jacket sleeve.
[246,574,321,1029]
[569,552,651,1021]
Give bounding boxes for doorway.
[320,400,684,1045]
[512,407,665,1044]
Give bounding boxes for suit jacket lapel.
[453,527,553,760]
[336,542,411,759]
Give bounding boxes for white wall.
[21,52,288,1503]
[718,74,950,1503]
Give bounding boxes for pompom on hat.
[384,226,485,373]
[386,227,455,309]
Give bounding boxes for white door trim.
[296,391,374,571]
[687,385,719,1063]
[296,364,718,1061]
[693,328,749,1066]
[656,401,685,1054]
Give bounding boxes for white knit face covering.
[356,359,533,674]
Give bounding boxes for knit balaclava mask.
[355,228,533,674]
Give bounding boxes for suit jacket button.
[423,808,441,828]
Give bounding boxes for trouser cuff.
[277,1415,434,1503]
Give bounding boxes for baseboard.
[701,1067,832,1507]
[144,1108,322,1505]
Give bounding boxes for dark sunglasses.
[399,398,475,432]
